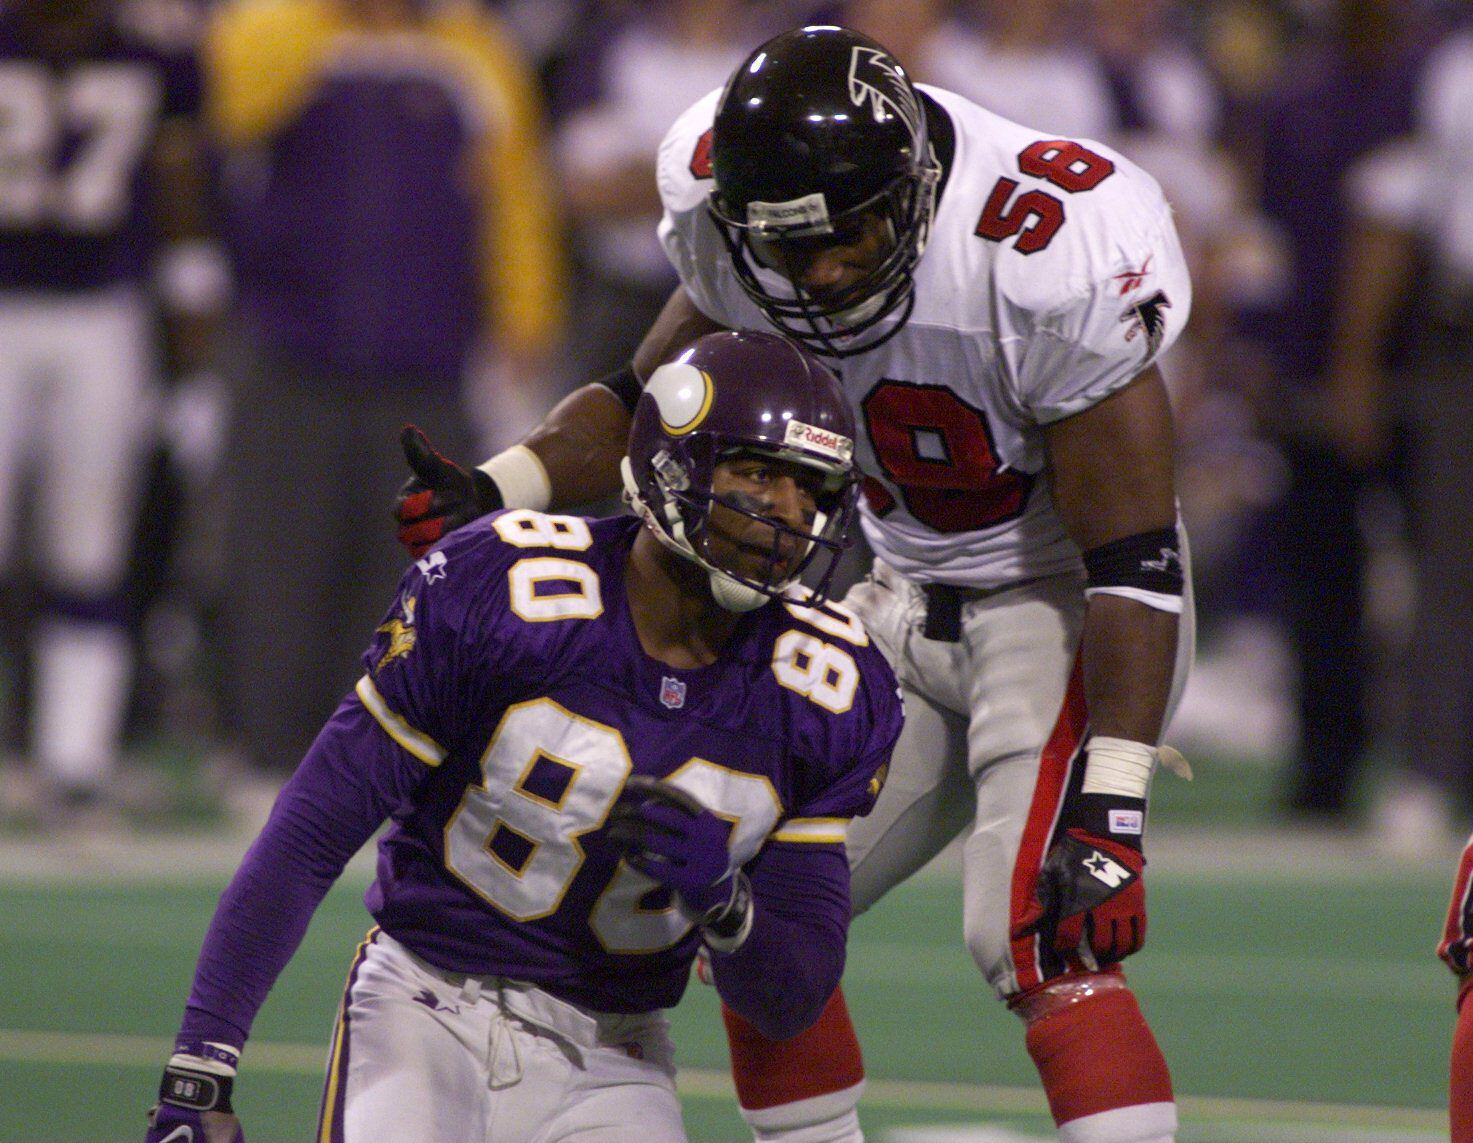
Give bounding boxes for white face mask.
[620,457,788,614]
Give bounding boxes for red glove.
[1440,833,1473,975]
[1032,794,1148,964]
[394,425,502,558]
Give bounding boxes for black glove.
[1028,794,1148,964]
[146,1052,244,1142]
[394,425,502,558]
[606,776,751,944]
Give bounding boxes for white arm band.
[1083,736,1192,798]
[477,445,551,512]
[1081,737,1156,799]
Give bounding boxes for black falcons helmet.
[707,25,940,358]
[622,330,860,610]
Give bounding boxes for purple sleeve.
[178,696,432,1047]
[707,842,850,1041]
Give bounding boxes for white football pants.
[839,549,1194,998]
[319,930,686,1142]
[0,287,156,787]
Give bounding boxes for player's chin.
[742,545,803,585]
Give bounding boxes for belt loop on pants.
[921,582,965,642]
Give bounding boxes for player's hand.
[146,1049,244,1143]
[145,1101,243,1143]
[395,425,503,558]
[606,776,734,914]
[1440,833,1473,975]
[1032,794,1148,964]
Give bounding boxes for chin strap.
[708,569,769,613]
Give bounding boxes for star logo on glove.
[1084,849,1131,888]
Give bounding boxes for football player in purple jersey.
[145,330,903,1143]
[0,0,221,816]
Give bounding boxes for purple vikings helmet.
[706,26,941,357]
[622,330,861,612]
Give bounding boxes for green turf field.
[0,828,1455,1142]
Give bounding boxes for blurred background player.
[398,24,1194,1143]
[1323,3,1473,851]
[202,0,564,781]
[1237,0,1426,826]
[0,0,219,821]
[144,330,902,1143]
[551,0,778,393]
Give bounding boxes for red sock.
[1452,976,1473,1142]
[1025,984,1173,1128]
[723,987,864,1111]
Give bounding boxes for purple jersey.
[351,512,900,1013]
[0,12,202,291]
[1249,42,1423,380]
[217,27,487,380]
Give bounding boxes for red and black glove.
[1440,833,1473,976]
[394,425,503,558]
[1034,793,1148,964]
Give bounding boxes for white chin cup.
[623,456,783,612]
[709,568,770,613]
[830,291,886,328]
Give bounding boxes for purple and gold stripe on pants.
[316,928,380,1143]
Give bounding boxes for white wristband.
[1082,736,1157,799]
[477,445,551,512]
[167,1043,238,1077]
[1082,737,1193,798]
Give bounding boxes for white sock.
[34,619,132,788]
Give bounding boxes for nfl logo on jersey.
[659,676,687,710]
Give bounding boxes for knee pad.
[1010,972,1175,1140]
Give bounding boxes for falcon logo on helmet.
[848,46,924,140]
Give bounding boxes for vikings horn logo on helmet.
[647,362,715,437]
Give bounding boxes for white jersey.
[656,85,1191,588]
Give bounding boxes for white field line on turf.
[0,1028,1445,1132]
[0,822,1457,884]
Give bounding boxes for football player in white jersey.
[396,25,1194,1143]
